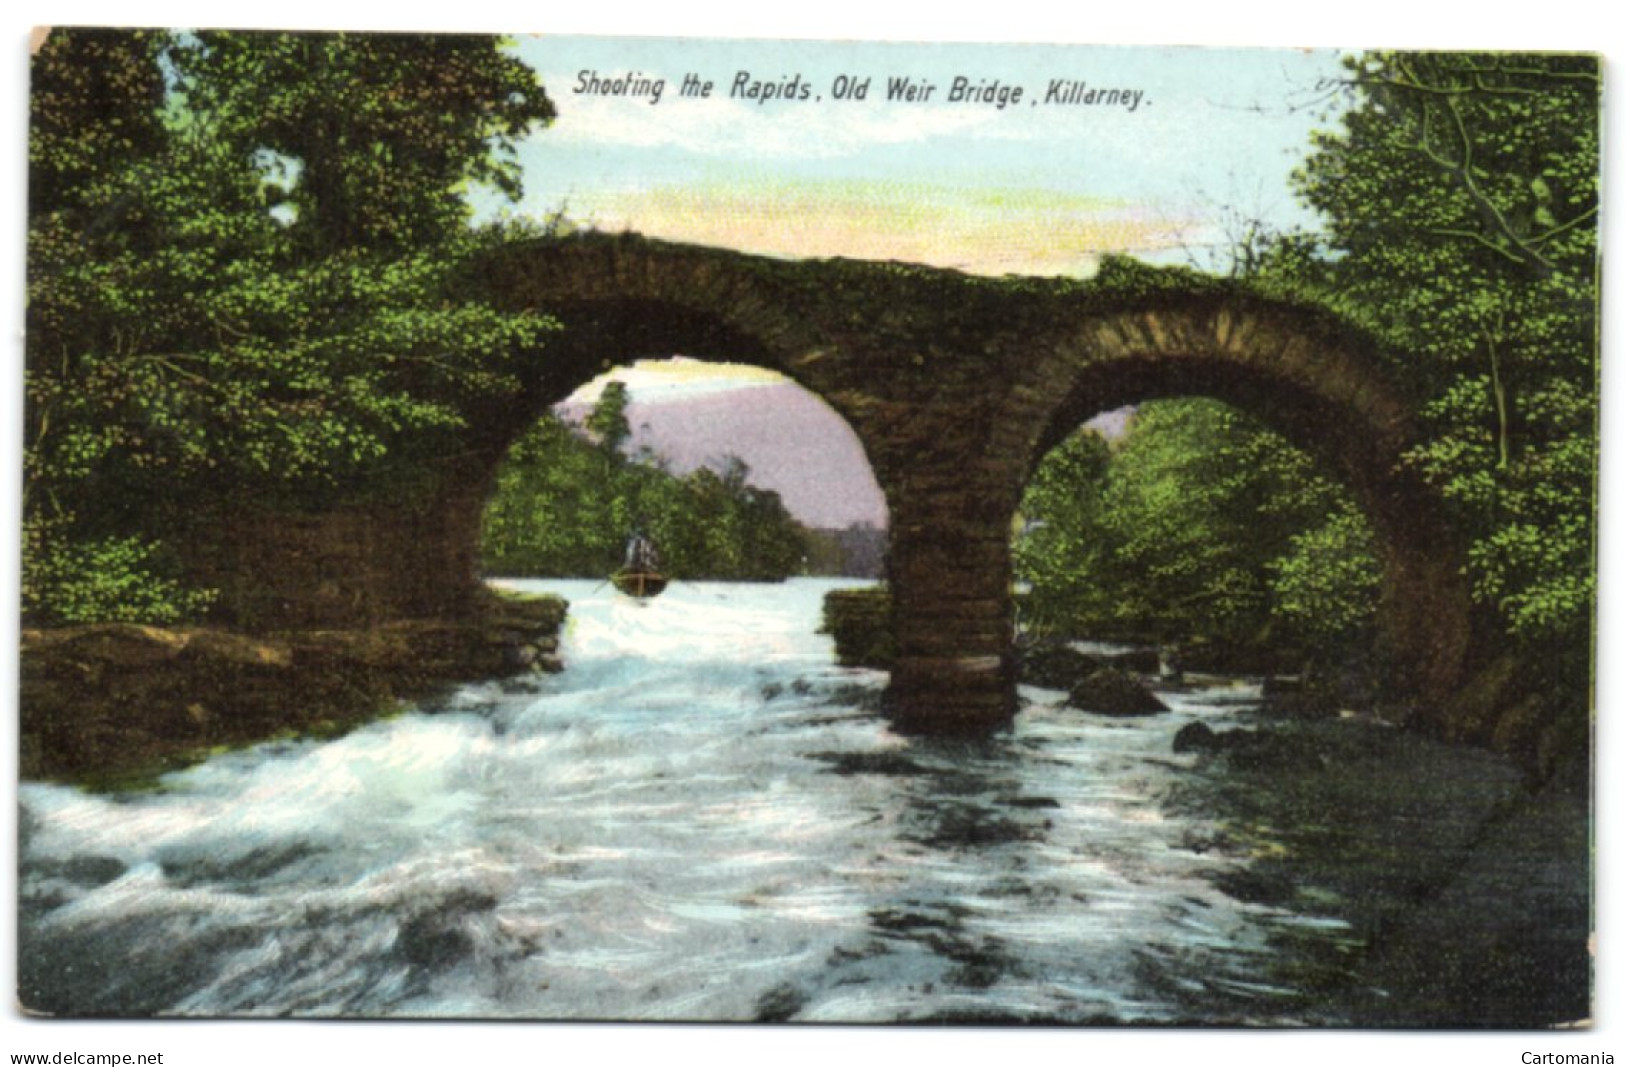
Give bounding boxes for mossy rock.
[820,587,895,668]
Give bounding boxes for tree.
[1014,428,1115,636]
[1291,52,1599,651]
[1014,399,1380,659]
[169,32,555,255]
[584,381,634,457]
[25,29,560,625]
[479,409,814,583]
[28,29,168,218]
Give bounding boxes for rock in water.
[1172,721,1221,753]
[1066,668,1168,716]
[1018,642,1103,690]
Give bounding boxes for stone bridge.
[196,232,1474,736]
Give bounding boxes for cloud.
[496,41,1343,279]
[557,178,1197,277]
[564,358,785,405]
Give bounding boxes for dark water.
[16,579,1589,1024]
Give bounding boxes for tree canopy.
[1016,400,1379,662]
[169,32,555,255]
[1288,52,1599,650]
[25,29,559,624]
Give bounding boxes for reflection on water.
[17,579,1585,1024]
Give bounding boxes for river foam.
[21,578,1351,1022]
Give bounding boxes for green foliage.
[481,392,811,582]
[25,28,560,625]
[1014,429,1118,633]
[481,415,624,576]
[22,516,217,626]
[1291,52,1599,648]
[583,381,633,456]
[1269,503,1382,650]
[659,458,809,581]
[170,31,556,255]
[1016,399,1379,655]
[1088,254,1226,300]
[28,29,168,218]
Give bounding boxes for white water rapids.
[19,578,1366,1023]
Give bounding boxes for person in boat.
[614,527,667,599]
[624,528,661,574]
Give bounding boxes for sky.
[492,37,1352,516]
[558,364,890,528]
[482,36,1348,277]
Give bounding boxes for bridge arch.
[415,235,911,631]
[467,234,888,458]
[196,233,1472,737]
[477,237,1470,734]
[958,296,1472,730]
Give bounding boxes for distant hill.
[557,381,889,530]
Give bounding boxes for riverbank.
[19,589,567,788]
[821,586,1587,782]
[1162,708,1592,1027]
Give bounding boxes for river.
[16,578,1589,1024]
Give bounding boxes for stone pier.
[180,233,1476,738]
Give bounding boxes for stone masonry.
[197,232,1476,738]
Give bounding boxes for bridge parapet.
[202,232,1473,735]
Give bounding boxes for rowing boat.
[611,568,668,599]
